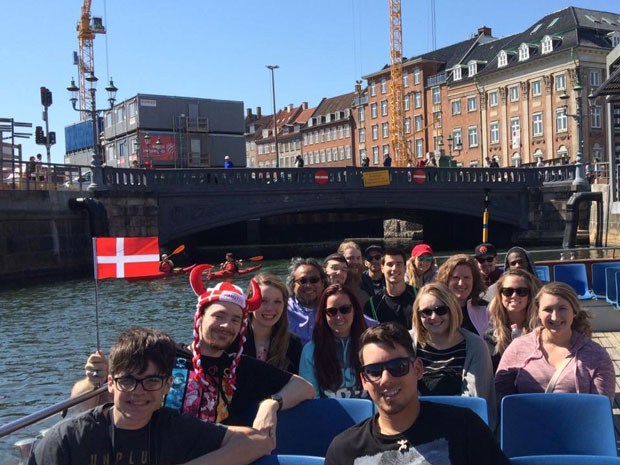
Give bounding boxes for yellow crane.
[77,0,106,120]
[388,0,406,166]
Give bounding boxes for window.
[453,67,462,81]
[435,112,442,128]
[404,94,410,111]
[591,105,601,128]
[359,149,366,164]
[382,122,389,138]
[489,91,498,107]
[358,107,365,122]
[303,134,307,146]
[327,148,332,162]
[531,80,542,97]
[128,101,136,117]
[371,103,378,119]
[555,74,566,91]
[415,139,423,158]
[258,145,263,154]
[590,70,601,87]
[345,125,350,138]
[326,129,331,142]
[612,35,620,48]
[403,70,409,87]
[373,146,379,164]
[359,128,366,143]
[370,81,376,96]
[490,121,500,144]
[498,51,508,68]
[510,118,520,140]
[320,150,326,163]
[372,124,378,140]
[432,87,440,104]
[452,100,461,115]
[332,127,337,140]
[380,77,387,94]
[468,126,479,148]
[303,154,308,165]
[314,131,319,143]
[414,68,420,85]
[115,106,124,122]
[532,112,543,137]
[345,147,351,159]
[415,115,423,132]
[452,128,462,148]
[468,61,477,77]
[405,117,411,134]
[339,126,344,139]
[414,92,422,108]
[467,96,477,112]
[541,35,553,54]
[320,130,324,142]
[105,112,113,127]
[119,142,126,157]
[509,86,519,102]
[381,100,388,116]
[556,109,567,132]
[519,43,530,61]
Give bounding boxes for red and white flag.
[93,237,160,279]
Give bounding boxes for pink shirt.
[495,327,615,402]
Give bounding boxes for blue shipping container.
[64,117,103,152]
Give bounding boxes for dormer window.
[262,129,269,138]
[498,51,508,68]
[468,61,477,77]
[453,66,462,81]
[608,31,620,48]
[541,35,553,54]
[519,43,530,61]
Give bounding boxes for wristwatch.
[270,394,283,411]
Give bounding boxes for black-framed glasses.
[295,276,321,285]
[419,305,450,318]
[361,356,415,382]
[113,375,169,392]
[416,255,434,262]
[325,304,353,316]
[500,287,529,297]
[476,256,496,264]
[366,254,383,262]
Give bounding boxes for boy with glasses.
[361,245,386,296]
[33,327,274,465]
[325,322,508,464]
[474,243,502,287]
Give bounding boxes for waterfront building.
[245,107,271,168]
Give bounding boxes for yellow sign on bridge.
[362,170,391,187]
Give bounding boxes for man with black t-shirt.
[361,245,386,297]
[33,327,273,465]
[364,248,416,329]
[325,323,508,464]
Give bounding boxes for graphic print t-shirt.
[325,401,508,465]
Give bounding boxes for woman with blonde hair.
[412,282,496,425]
[241,272,302,373]
[495,282,615,402]
[436,254,489,337]
[406,243,438,289]
[486,269,540,370]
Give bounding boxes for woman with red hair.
[299,284,369,398]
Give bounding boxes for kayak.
[204,264,263,281]
[125,264,198,282]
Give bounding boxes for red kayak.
[204,264,263,281]
[125,264,198,282]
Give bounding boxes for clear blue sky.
[1,0,616,164]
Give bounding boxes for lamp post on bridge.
[560,82,590,189]
[67,73,118,191]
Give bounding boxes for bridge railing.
[102,164,577,192]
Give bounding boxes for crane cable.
[103,0,110,82]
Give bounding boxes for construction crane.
[388,0,406,166]
[76,0,106,121]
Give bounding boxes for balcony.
[426,73,447,88]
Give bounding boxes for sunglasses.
[325,304,353,316]
[419,305,450,318]
[476,256,496,264]
[366,254,383,261]
[416,255,434,262]
[361,356,415,382]
[295,276,321,285]
[500,287,529,297]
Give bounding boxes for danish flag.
[94,237,160,279]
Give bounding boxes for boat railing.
[435,246,620,262]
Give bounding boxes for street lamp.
[560,83,589,189]
[266,65,279,168]
[67,73,117,191]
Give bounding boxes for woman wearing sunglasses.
[436,254,489,337]
[412,282,496,426]
[406,243,438,289]
[299,284,369,398]
[486,269,540,370]
[495,282,615,402]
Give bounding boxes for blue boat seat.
[605,266,620,304]
[419,396,488,425]
[501,393,616,458]
[510,455,620,464]
[591,262,620,299]
[535,265,550,282]
[252,456,325,465]
[552,264,593,299]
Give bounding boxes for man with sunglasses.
[475,243,502,287]
[361,244,386,296]
[325,323,508,464]
[33,327,274,465]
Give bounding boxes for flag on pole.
[94,237,160,279]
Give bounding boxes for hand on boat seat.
[252,398,279,444]
[85,350,108,386]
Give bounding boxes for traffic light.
[48,131,56,145]
[35,126,46,145]
[40,86,52,107]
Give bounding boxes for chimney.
[302,101,308,110]
[287,103,294,112]
[246,108,252,118]
[477,26,492,37]
[355,82,362,94]
[257,106,262,117]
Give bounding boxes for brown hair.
[358,322,416,364]
[313,284,368,391]
[488,269,540,355]
[412,282,462,347]
[248,272,293,371]
[337,241,361,256]
[406,257,437,288]
[532,281,593,337]
[436,254,487,305]
[109,327,176,377]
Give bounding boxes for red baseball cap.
[411,243,433,257]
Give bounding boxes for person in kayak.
[34,327,274,465]
[221,252,242,273]
[159,253,174,273]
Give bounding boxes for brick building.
[245,107,271,168]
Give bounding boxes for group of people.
[30,240,615,464]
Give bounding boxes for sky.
[1,0,617,164]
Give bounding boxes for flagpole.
[92,237,101,352]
